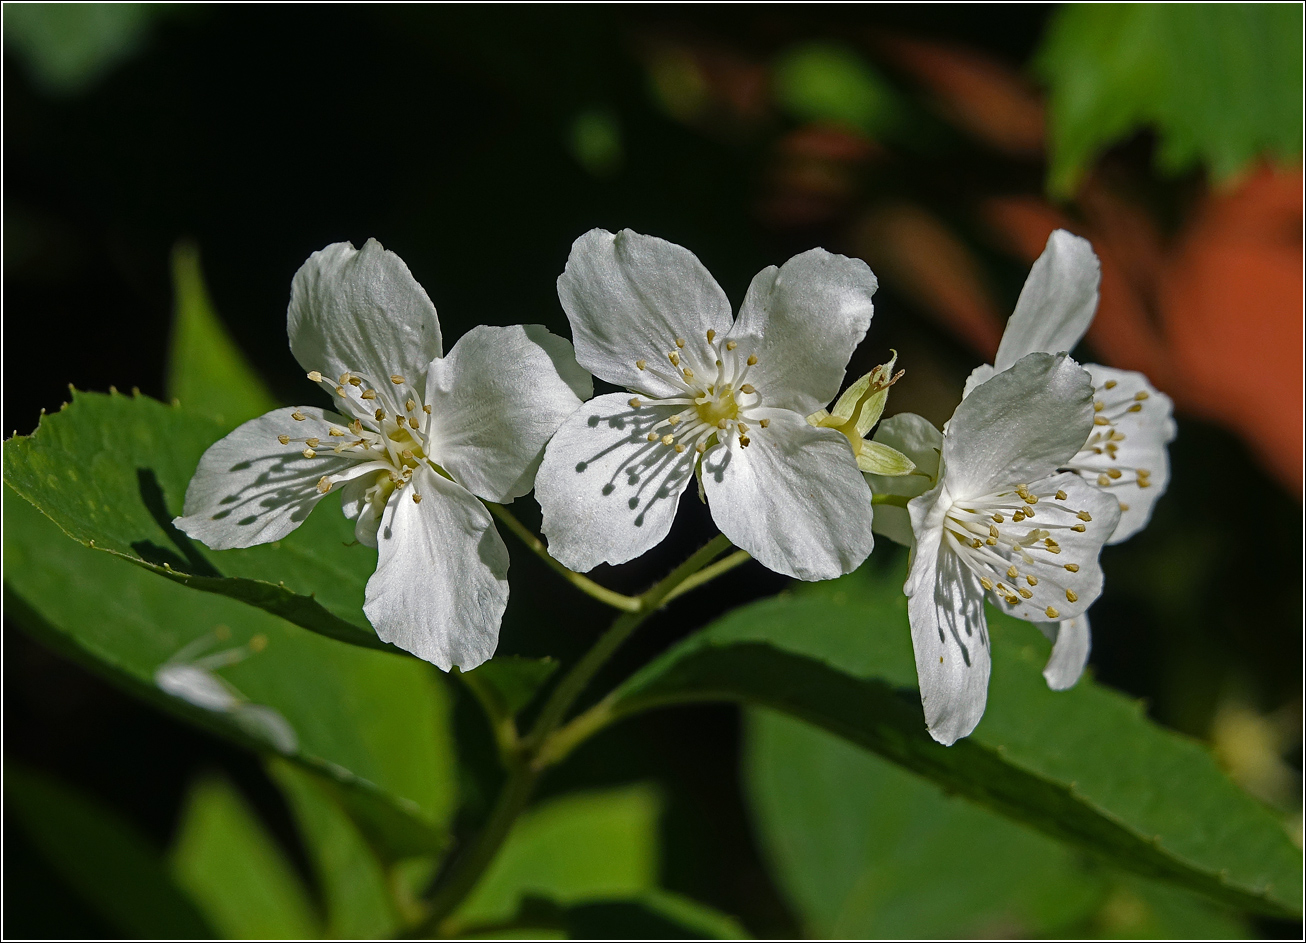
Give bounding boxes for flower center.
[1062,377,1155,513]
[942,481,1096,622]
[281,366,440,504]
[626,329,767,454]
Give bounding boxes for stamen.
[390,375,405,385]
[1119,503,1130,511]
[1018,587,1032,599]
[316,476,331,494]
[329,428,345,436]
[1026,574,1038,586]
[1097,473,1111,486]
[980,576,994,591]
[1045,606,1060,619]
[647,432,658,442]
[675,337,685,348]
[1127,403,1143,413]
[1107,468,1122,479]
[683,368,694,379]
[1007,565,1018,579]
[375,408,386,421]
[1104,380,1117,389]
[406,399,416,412]
[1093,401,1104,412]
[674,443,686,453]
[1077,510,1092,521]
[629,397,642,409]
[747,354,758,365]
[423,404,432,414]
[1055,490,1067,500]
[361,389,377,400]
[307,370,323,382]
[348,376,363,386]
[1006,594,1019,605]
[336,386,346,396]
[668,351,680,366]
[1093,416,1110,425]
[350,420,363,433]
[739,436,751,447]
[990,524,1000,538]
[661,434,674,446]
[302,448,316,458]
[725,340,737,351]
[668,414,681,424]
[740,383,755,394]
[305,437,320,447]
[1065,589,1078,603]
[412,492,422,503]
[636,359,647,370]
[292,411,306,421]
[695,442,707,453]
[706,329,716,342]
[1072,524,1086,532]
[1064,563,1080,572]
[1134,390,1149,401]
[992,513,1004,523]
[277,434,290,445]
[759,418,770,428]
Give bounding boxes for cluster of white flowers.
[176,228,1172,745]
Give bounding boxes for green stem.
[871,492,911,508]
[487,503,640,612]
[419,533,734,932]
[660,549,751,606]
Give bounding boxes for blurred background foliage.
[3,4,1301,938]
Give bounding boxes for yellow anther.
[401,449,415,462]
[1026,493,1038,504]
[305,437,320,447]
[336,386,346,396]
[1072,523,1086,532]
[647,432,658,441]
[1005,595,1019,606]
[706,329,716,342]
[361,389,377,400]
[1107,468,1122,479]
[1104,379,1117,389]
[412,492,422,504]
[292,411,306,421]
[996,583,1007,593]
[1137,478,1152,488]
[1012,511,1025,522]
[696,441,707,453]
[674,443,686,453]
[759,418,770,428]
[1094,401,1104,411]
[1127,403,1142,413]
[1007,565,1018,579]
[747,354,758,365]
[329,428,345,436]
[1119,502,1131,511]
[390,375,405,385]
[661,434,675,446]
[277,434,290,445]
[636,359,647,370]
[348,376,363,386]
[739,436,751,447]
[1134,390,1149,401]
[1045,606,1060,619]
[423,404,432,414]
[1094,415,1110,425]
[1022,505,1035,517]
[1018,587,1032,599]
[725,340,737,351]
[1077,510,1092,521]
[980,576,994,591]
[1026,574,1038,586]
[683,368,694,380]
[350,419,363,433]
[1097,473,1111,486]
[990,524,1000,538]
[675,337,686,348]
[668,351,680,365]
[717,419,728,429]
[302,448,317,458]
[668,414,681,424]
[316,476,331,494]
[1136,468,1151,478]
[1066,589,1078,603]
[740,383,755,394]
[629,397,642,409]
[1064,563,1080,572]
[249,634,268,652]
[338,372,352,385]
[986,537,998,545]
[1110,430,1126,441]
[1055,490,1067,500]
[992,513,1004,523]
[307,370,323,382]
[970,538,983,549]
[375,408,386,421]
[406,399,416,412]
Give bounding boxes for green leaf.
[462,656,560,720]
[268,758,400,938]
[5,764,213,938]
[605,562,1302,918]
[4,489,455,855]
[454,785,661,928]
[171,775,322,939]
[473,891,749,939]
[167,241,279,429]
[2,2,163,96]
[773,43,903,138]
[1036,4,1304,196]
[3,389,388,650]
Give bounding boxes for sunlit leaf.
[605,561,1302,917]
[269,759,400,938]
[1036,4,1304,196]
[5,764,213,938]
[773,43,903,138]
[171,775,321,939]
[4,489,455,856]
[167,241,279,430]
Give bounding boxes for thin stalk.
[660,549,751,605]
[871,492,911,508]
[487,502,640,612]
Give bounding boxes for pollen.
[406,399,416,412]
[739,436,751,447]
[683,368,694,380]
[1012,511,1025,522]
[726,340,737,351]
[1018,587,1032,599]
[1007,566,1018,580]
[1065,589,1078,603]
[1104,379,1117,389]
[1072,524,1086,532]
[361,389,377,400]
[375,408,386,421]
[305,437,320,447]
[696,441,707,453]
[1006,594,1019,605]
[1064,563,1080,572]
[1022,505,1035,517]
[1045,606,1060,619]
[989,524,1000,538]
[1094,415,1110,425]
[668,414,681,425]
[668,351,680,366]
[329,428,345,436]
[390,374,405,384]
[992,513,1005,523]
[675,337,685,348]
[706,329,716,342]
[629,397,642,409]
[980,576,994,591]
[1026,574,1038,586]
[423,404,432,414]
[316,476,331,494]
[674,443,686,453]
[307,370,323,382]
[1097,473,1111,486]
[412,492,422,503]
[348,376,363,386]
[1127,403,1143,413]
[647,432,658,441]
[277,434,290,445]
[1094,401,1104,411]
[747,354,758,365]
[661,434,674,446]
[636,359,647,370]
[302,448,316,458]
[1119,502,1131,511]
[740,383,755,394]
[292,411,306,421]
[759,418,770,428]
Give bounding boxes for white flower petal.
[961,363,997,399]
[993,229,1100,372]
[702,409,875,581]
[426,324,592,503]
[365,467,508,671]
[867,412,943,547]
[174,407,382,550]
[1037,613,1091,691]
[730,249,878,415]
[904,495,991,746]
[155,664,241,712]
[288,239,443,397]
[339,471,390,549]
[943,352,1094,500]
[535,392,695,572]
[1075,365,1175,544]
[557,229,734,396]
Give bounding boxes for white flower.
[905,352,1121,745]
[807,351,917,477]
[961,230,1176,690]
[174,240,591,670]
[534,229,878,581]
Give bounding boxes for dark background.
[4,6,1300,937]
